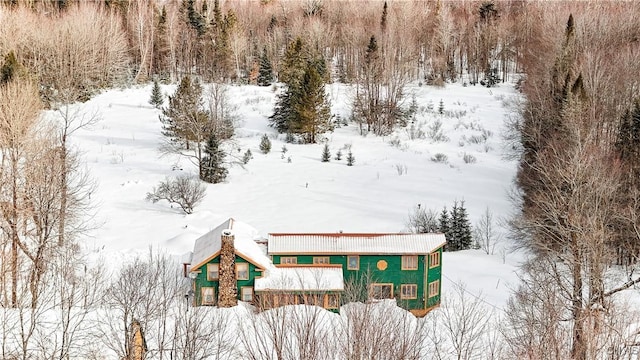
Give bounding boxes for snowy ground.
[67,81,522,310]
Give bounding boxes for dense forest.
[2,1,640,359]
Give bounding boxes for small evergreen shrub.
[463,153,477,164]
[321,144,331,162]
[431,153,448,163]
[346,151,355,166]
[260,134,272,154]
[242,149,253,164]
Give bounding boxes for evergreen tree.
[456,200,473,250]
[242,149,253,164]
[346,151,355,166]
[201,134,228,183]
[259,134,271,154]
[448,201,460,251]
[160,75,206,149]
[149,79,164,108]
[1,51,24,85]
[438,99,444,115]
[438,207,451,244]
[293,64,332,143]
[257,47,273,86]
[270,38,331,143]
[153,6,170,77]
[335,149,343,160]
[321,144,331,162]
[380,1,388,32]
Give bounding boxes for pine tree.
[438,207,451,244]
[259,134,271,154]
[335,149,343,160]
[456,200,473,250]
[321,144,331,162]
[448,201,460,251]
[438,99,444,115]
[380,1,388,32]
[242,149,253,164]
[257,47,273,86]
[1,51,25,85]
[201,134,228,183]
[346,151,355,166]
[149,79,164,108]
[293,64,332,143]
[160,76,205,149]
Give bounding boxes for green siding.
[192,254,262,306]
[272,253,432,311]
[426,247,443,308]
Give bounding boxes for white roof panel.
[190,218,273,271]
[268,233,446,255]
[255,267,344,292]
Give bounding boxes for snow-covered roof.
[190,218,273,272]
[254,266,344,292]
[268,233,446,255]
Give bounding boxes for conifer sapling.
[321,143,331,162]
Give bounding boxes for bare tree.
[473,207,502,255]
[100,250,183,360]
[146,175,207,214]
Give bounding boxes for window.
[313,257,330,265]
[207,263,219,281]
[370,283,393,299]
[430,252,440,268]
[202,287,215,305]
[281,257,297,265]
[236,263,249,280]
[241,287,253,302]
[400,284,418,299]
[402,255,418,270]
[428,280,440,298]
[347,255,359,270]
[325,294,340,309]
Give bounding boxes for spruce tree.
[293,64,332,143]
[160,75,205,149]
[448,201,462,251]
[321,144,331,162]
[257,47,273,86]
[149,79,164,108]
[1,51,24,85]
[438,207,451,244]
[346,151,355,166]
[380,1,388,32]
[242,149,253,164]
[201,134,228,183]
[335,149,343,160]
[456,200,473,250]
[259,134,271,154]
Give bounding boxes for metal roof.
[255,266,344,292]
[268,233,446,255]
[190,218,273,272]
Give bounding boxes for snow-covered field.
[70,81,521,310]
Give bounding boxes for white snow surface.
[65,81,521,309]
[255,266,345,291]
[268,233,446,254]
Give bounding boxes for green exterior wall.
[192,254,262,306]
[426,247,443,308]
[272,250,443,312]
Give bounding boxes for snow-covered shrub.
[431,153,448,163]
[146,175,206,214]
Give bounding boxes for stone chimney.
[217,229,238,307]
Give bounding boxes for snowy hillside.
[67,81,520,309]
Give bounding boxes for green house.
[187,219,272,306]
[268,233,445,316]
[187,219,445,316]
